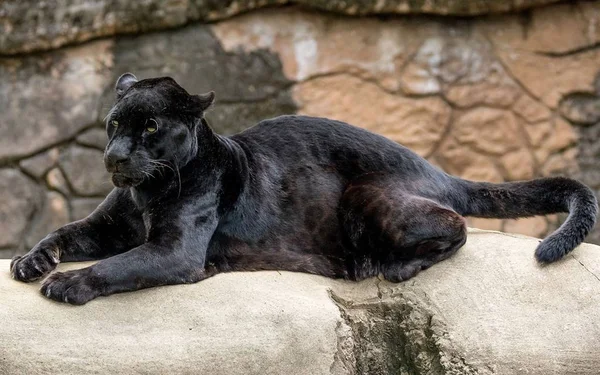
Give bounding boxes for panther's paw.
[41,268,101,305]
[10,243,60,282]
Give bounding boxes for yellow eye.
[146,119,158,133]
[111,120,119,127]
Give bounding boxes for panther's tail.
[450,177,598,263]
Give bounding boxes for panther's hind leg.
[380,232,467,282]
[339,173,467,282]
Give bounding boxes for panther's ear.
[115,73,138,99]
[194,91,215,113]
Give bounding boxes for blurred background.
[1,0,599,258]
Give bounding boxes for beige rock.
[501,148,535,180]
[541,149,579,177]
[431,35,493,84]
[2,230,600,374]
[435,136,504,183]
[534,148,552,167]
[398,37,443,95]
[544,117,578,153]
[513,94,552,123]
[212,9,423,90]
[425,155,444,170]
[0,264,344,375]
[399,34,493,97]
[534,119,578,175]
[293,75,451,156]
[46,168,70,196]
[398,34,521,107]
[452,108,522,156]
[399,61,441,95]
[486,8,600,110]
[504,216,549,238]
[442,60,521,108]
[524,121,553,148]
[495,48,600,108]
[467,218,504,231]
[513,2,600,54]
[444,78,521,108]
[480,1,600,54]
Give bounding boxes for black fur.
[10,75,598,305]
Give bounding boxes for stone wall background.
[1,0,599,258]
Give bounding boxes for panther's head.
[104,73,215,188]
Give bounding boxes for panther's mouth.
[111,173,144,188]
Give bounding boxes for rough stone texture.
[214,11,426,89]
[3,1,600,257]
[0,1,568,55]
[76,127,108,150]
[46,168,71,196]
[0,169,41,249]
[1,230,600,374]
[478,1,600,55]
[480,1,600,110]
[561,73,600,244]
[59,146,112,197]
[0,41,113,162]
[108,24,295,135]
[25,192,70,248]
[293,75,451,157]
[560,92,600,125]
[18,148,60,179]
[1,262,343,375]
[71,198,104,221]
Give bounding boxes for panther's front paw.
[10,243,61,282]
[41,268,101,305]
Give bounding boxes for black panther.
[10,73,598,305]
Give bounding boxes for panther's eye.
[111,120,119,127]
[146,119,158,134]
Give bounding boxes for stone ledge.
[0,0,567,55]
[1,229,599,374]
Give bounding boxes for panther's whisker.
[173,157,182,199]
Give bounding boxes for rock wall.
[1,1,599,258]
[0,0,567,55]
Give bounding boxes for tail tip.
[534,237,571,263]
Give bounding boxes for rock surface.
[0,41,112,162]
[0,0,568,55]
[1,230,600,374]
[0,169,41,249]
[59,146,112,197]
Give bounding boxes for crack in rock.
[327,286,489,375]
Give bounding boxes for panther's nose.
[104,144,130,173]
